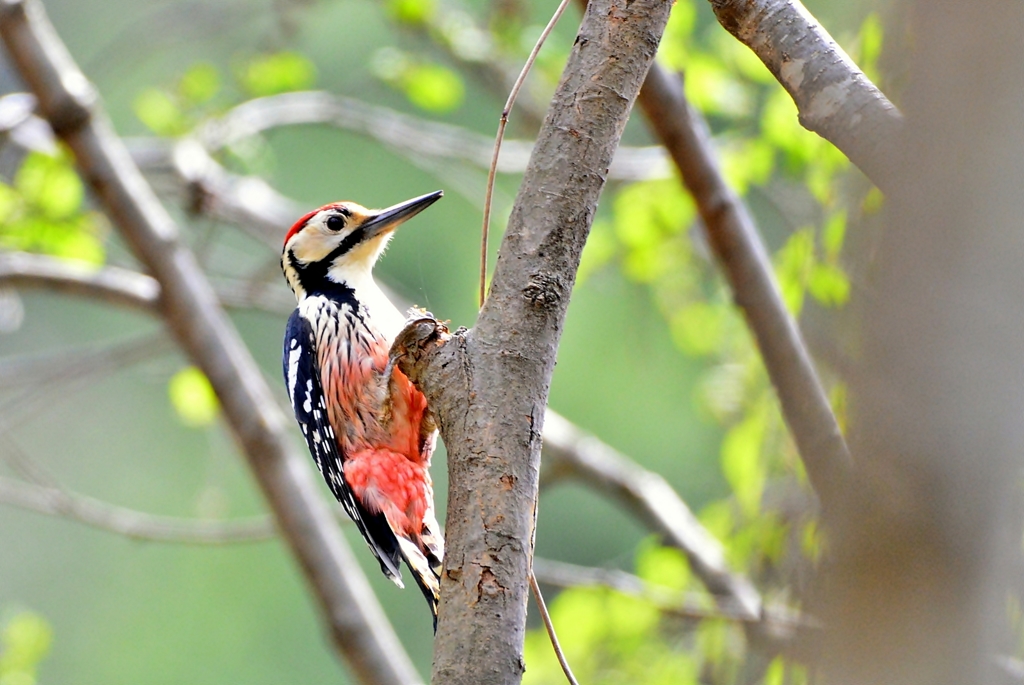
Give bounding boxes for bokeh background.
[0,0,880,682]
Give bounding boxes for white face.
[286,202,393,273]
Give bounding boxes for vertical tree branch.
[637,62,851,508]
[0,3,422,684]
[395,2,673,684]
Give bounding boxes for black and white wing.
[283,307,404,584]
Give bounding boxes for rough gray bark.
[709,0,903,191]
[636,63,851,508]
[393,2,672,684]
[0,3,421,684]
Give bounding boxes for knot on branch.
[522,273,565,308]
[388,311,452,389]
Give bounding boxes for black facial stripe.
[288,223,367,301]
[325,225,366,263]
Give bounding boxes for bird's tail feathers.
[397,536,441,630]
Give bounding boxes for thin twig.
[480,0,573,307]
[529,568,581,685]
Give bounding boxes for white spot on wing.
[287,343,302,403]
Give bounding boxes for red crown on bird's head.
[283,203,346,247]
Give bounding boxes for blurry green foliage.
[0,150,105,265]
[523,547,699,685]
[168,366,220,427]
[239,52,317,98]
[134,87,187,136]
[0,610,52,685]
[134,52,315,139]
[387,0,437,25]
[178,62,221,106]
[371,47,465,113]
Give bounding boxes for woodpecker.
[281,190,445,626]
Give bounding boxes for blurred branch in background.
[199,90,671,183]
[541,410,762,619]
[532,556,809,633]
[708,0,903,191]
[0,474,276,543]
[0,2,422,684]
[637,62,851,510]
[0,249,157,311]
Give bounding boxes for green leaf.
[656,0,697,69]
[240,52,316,97]
[613,179,694,248]
[699,499,734,542]
[721,137,775,194]
[862,186,885,214]
[822,210,847,258]
[761,88,818,172]
[387,0,435,24]
[50,223,105,266]
[775,228,815,316]
[721,409,767,517]
[684,53,753,119]
[764,657,785,685]
[857,12,884,82]
[549,587,607,657]
[134,88,186,136]
[635,539,690,591]
[801,519,824,562]
[402,63,464,112]
[0,611,52,678]
[168,366,220,427]
[807,262,850,307]
[178,62,220,105]
[719,30,775,85]
[15,152,83,220]
[604,591,659,650]
[670,301,726,356]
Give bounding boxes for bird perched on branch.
[281,190,445,626]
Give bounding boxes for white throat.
[327,262,405,342]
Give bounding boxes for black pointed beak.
[361,190,443,241]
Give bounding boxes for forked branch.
[709,0,903,190]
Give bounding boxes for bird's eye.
[325,215,346,232]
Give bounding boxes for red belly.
[319,332,433,535]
